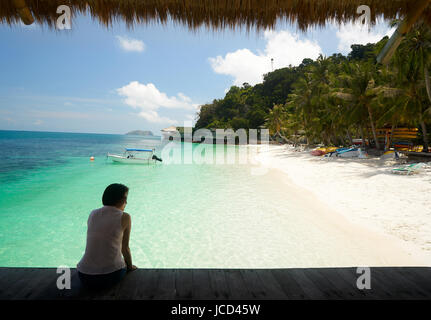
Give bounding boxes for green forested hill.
[195,25,431,151]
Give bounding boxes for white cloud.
[117,81,199,124]
[209,30,322,86]
[336,20,396,54]
[137,110,178,124]
[116,36,145,52]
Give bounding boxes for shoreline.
[253,144,431,266]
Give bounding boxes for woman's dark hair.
[102,183,129,206]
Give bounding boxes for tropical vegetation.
[195,22,431,152]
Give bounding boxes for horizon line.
[0,129,162,137]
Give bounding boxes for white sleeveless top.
[77,206,126,275]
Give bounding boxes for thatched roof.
[1,0,431,31]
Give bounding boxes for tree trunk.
[419,117,429,153]
[366,104,381,150]
[389,122,396,150]
[303,116,310,146]
[332,134,338,146]
[425,67,431,104]
[339,135,346,146]
[359,126,366,149]
[276,131,290,144]
[346,129,354,146]
[328,133,333,146]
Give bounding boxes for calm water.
[0,130,396,268]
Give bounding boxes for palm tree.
[393,23,431,152]
[265,104,289,142]
[407,24,431,104]
[288,73,314,144]
[333,62,384,150]
[288,55,339,145]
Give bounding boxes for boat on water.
[107,148,162,164]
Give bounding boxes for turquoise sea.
[0,130,399,268]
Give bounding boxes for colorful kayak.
[311,146,338,156]
[311,149,326,156]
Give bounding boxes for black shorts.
[78,268,126,289]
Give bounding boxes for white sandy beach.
[253,144,431,266]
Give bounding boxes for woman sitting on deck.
[77,183,137,289]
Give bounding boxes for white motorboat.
[107,148,162,164]
[336,147,360,158]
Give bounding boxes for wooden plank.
[285,269,329,300]
[390,268,431,299]
[0,267,15,284]
[208,269,230,300]
[135,269,160,300]
[240,269,266,299]
[153,269,176,300]
[316,268,365,299]
[0,268,40,299]
[271,269,307,299]
[0,268,31,299]
[115,270,144,300]
[0,268,24,298]
[175,269,193,299]
[224,269,253,300]
[373,268,430,299]
[330,268,375,299]
[339,267,395,299]
[396,267,431,295]
[302,268,343,300]
[2,267,431,300]
[192,269,214,299]
[12,268,57,300]
[53,269,89,300]
[371,268,418,299]
[362,268,398,299]
[254,269,289,299]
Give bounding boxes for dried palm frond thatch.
[1,0,430,31]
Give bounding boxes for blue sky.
[0,14,393,134]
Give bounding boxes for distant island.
[125,130,154,136]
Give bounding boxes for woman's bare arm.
[121,212,137,271]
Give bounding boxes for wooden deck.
[1,267,431,300]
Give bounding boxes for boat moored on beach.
[107,148,162,164]
[323,147,367,158]
[336,147,360,158]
